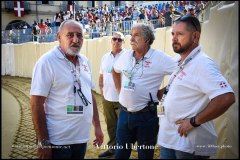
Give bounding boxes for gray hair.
[113,31,125,41]
[132,23,155,45]
[58,20,84,33]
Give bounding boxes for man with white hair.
[112,23,178,159]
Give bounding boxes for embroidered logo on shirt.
[82,64,88,72]
[219,81,227,88]
[177,70,187,80]
[144,60,152,68]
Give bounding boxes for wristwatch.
[190,116,201,127]
[38,139,51,148]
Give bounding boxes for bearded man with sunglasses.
[157,16,235,159]
[30,20,104,159]
[112,23,178,159]
[98,32,125,158]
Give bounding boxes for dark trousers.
[115,107,159,159]
[52,143,87,159]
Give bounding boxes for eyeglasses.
[175,16,200,32]
[112,37,123,42]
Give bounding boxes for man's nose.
[172,35,178,43]
[73,34,79,43]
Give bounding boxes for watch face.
[41,139,50,146]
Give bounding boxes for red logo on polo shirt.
[82,64,88,72]
[144,60,152,68]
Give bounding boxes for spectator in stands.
[22,22,28,34]
[181,9,188,17]
[32,21,40,42]
[144,6,150,20]
[30,20,104,159]
[139,8,146,22]
[39,19,48,35]
[98,32,125,158]
[124,11,132,21]
[54,13,62,27]
[158,15,235,159]
[185,1,194,12]
[46,19,51,27]
[161,6,167,14]
[158,13,165,28]
[188,8,197,17]
[112,23,177,159]
[150,6,159,20]
[132,7,140,23]
[164,5,181,27]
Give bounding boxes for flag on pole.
[67,1,75,13]
[14,1,24,17]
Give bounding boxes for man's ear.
[193,31,200,43]
[57,33,61,41]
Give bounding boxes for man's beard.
[172,42,192,54]
[66,47,80,56]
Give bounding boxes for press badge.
[123,80,135,91]
[106,67,112,73]
[66,105,83,116]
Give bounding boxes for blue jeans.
[52,143,87,159]
[115,107,159,159]
[160,146,210,159]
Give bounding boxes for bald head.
[58,20,84,33]
[57,20,84,56]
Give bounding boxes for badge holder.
[157,102,165,117]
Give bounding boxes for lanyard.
[58,47,91,106]
[58,47,81,89]
[127,50,154,81]
[160,49,200,103]
[129,56,144,81]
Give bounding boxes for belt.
[121,104,157,114]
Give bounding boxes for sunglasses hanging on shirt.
[74,86,91,106]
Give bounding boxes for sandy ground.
[2,88,21,159]
[2,76,160,159]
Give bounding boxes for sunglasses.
[112,37,123,42]
[175,16,200,32]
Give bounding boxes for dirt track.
[2,76,160,159]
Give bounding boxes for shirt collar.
[131,48,154,59]
[185,45,201,60]
[109,49,125,57]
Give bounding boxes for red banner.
[14,1,24,17]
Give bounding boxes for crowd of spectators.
[4,1,208,43]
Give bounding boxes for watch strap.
[190,116,200,127]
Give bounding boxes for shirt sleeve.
[30,58,53,97]
[196,57,234,100]
[113,51,128,73]
[162,53,179,75]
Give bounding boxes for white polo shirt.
[99,49,125,102]
[158,46,234,156]
[30,46,95,145]
[114,48,178,112]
